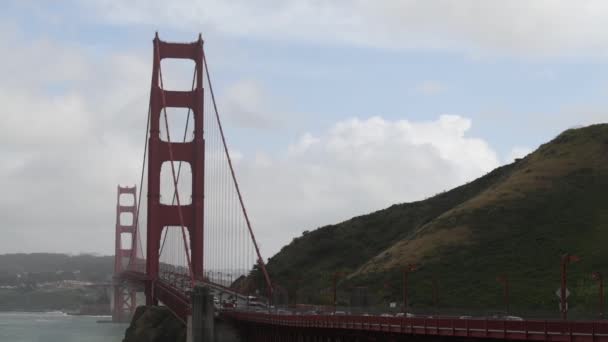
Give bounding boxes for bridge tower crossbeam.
[146,34,205,305]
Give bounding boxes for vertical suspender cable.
[202,48,273,294]
[132,103,151,271]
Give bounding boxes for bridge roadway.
[118,270,252,319]
[119,270,608,342]
[222,310,608,342]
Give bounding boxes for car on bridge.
[395,312,415,318]
[486,312,524,321]
[247,301,266,308]
[222,301,236,309]
[277,309,292,315]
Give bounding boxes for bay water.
[0,312,127,342]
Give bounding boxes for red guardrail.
[223,311,608,342]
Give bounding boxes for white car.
[395,312,415,318]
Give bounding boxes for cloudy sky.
[1,1,608,258]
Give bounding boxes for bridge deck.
[223,311,608,342]
[118,271,608,341]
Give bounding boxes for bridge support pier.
[188,285,214,342]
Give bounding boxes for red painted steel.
[115,34,276,323]
[592,272,604,319]
[432,275,439,308]
[402,264,417,312]
[497,274,510,314]
[561,254,580,320]
[332,272,346,313]
[146,33,205,305]
[113,185,138,322]
[154,280,191,322]
[225,311,608,342]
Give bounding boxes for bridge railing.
[127,257,146,273]
[264,304,602,321]
[224,311,608,341]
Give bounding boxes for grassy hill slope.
[0,253,113,283]
[262,124,608,317]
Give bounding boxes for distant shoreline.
[0,310,112,318]
[0,310,68,314]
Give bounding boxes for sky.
[1,1,608,259]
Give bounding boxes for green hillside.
[0,253,113,283]
[261,124,608,318]
[0,253,113,312]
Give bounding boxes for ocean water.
[0,312,128,342]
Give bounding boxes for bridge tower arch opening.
[146,34,205,305]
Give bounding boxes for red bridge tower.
[113,185,138,322]
[146,34,205,304]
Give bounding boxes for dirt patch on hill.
[354,225,472,275]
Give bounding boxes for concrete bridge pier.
[188,285,214,342]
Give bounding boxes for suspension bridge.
[111,34,608,341]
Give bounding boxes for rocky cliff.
[123,306,186,342]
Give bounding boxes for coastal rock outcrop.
[123,306,186,342]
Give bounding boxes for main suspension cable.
[131,102,151,270]
[202,47,273,294]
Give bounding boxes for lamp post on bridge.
[592,272,604,319]
[290,277,301,307]
[332,272,346,313]
[402,264,417,312]
[432,275,439,310]
[496,274,509,314]
[560,253,580,320]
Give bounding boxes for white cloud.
[2,13,604,264]
[86,0,608,57]
[0,35,508,269]
[0,26,504,261]
[288,133,320,155]
[220,80,282,128]
[235,115,501,257]
[0,28,149,254]
[0,26,295,257]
